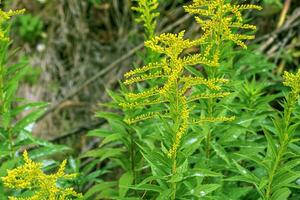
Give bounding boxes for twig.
[255,7,300,45]
[277,0,292,29]
[49,119,105,142]
[257,21,300,52]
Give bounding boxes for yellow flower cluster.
[145,31,198,59]
[2,151,82,200]
[184,0,262,62]
[0,3,25,41]
[132,0,159,38]
[283,69,300,95]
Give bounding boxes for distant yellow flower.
[283,69,300,95]
[184,0,262,49]
[2,151,82,200]
[184,0,261,64]
[0,4,25,41]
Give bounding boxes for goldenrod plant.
[0,4,80,199]
[122,30,234,199]
[184,0,262,160]
[121,0,261,198]
[84,0,267,199]
[233,69,300,200]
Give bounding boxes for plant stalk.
[265,93,296,198]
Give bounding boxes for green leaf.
[81,148,124,162]
[194,184,220,197]
[271,187,291,200]
[84,181,117,199]
[87,129,111,137]
[100,133,123,147]
[11,102,48,117]
[28,145,71,159]
[187,168,222,179]
[12,109,46,135]
[0,158,20,177]
[211,142,231,166]
[264,130,277,159]
[119,171,134,197]
[129,184,164,193]
[272,172,300,192]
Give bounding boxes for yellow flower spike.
[2,151,82,200]
[184,0,262,49]
[120,99,167,110]
[180,76,229,94]
[124,71,165,85]
[283,69,300,95]
[124,62,165,78]
[182,53,218,67]
[124,111,167,125]
[126,86,162,100]
[57,159,68,176]
[168,96,189,158]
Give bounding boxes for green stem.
[205,130,211,159]
[265,141,287,198]
[8,128,14,159]
[265,93,296,198]
[0,64,3,115]
[130,131,136,184]
[205,98,213,159]
[170,80,180,200]
[171,155,177,200]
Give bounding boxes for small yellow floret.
[283,69,300,95]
